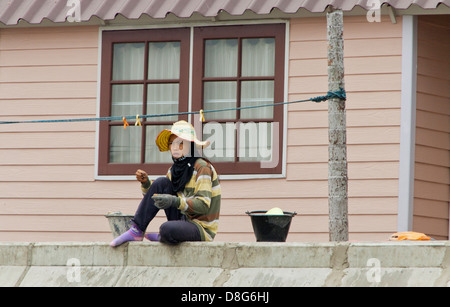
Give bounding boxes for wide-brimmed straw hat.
[155,120,210,152]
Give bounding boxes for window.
[99,28,190,175]
[193,24,285,174]
[98,24,285,176]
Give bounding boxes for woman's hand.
[152,194,180,209]
[136,169,149,184]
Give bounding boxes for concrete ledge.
[1,241,449,287]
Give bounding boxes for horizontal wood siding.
[413,16,450,240]
[287,15,403,241]
[0,17,405,243]
[0,26,114,242]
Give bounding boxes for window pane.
[109,126,142,163]
[113,43,145,80]
[204,81,237,120]
[145,125,173,164]
[203,122,235,162]
[242,38,275,77]
[111,84,143,117]
[240,81,274,119]
[204,39,238,77]
[148,42,180,80]
[147,84,179,122]
[238,122,273,162]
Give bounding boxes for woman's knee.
[152,176,171,188]
[159,221,201,244]
[149,177,173,195]
[159,222,176,243]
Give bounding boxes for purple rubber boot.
[145,233,160,242]
[110,224,144,247]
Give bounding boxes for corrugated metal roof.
[0,0,449,25]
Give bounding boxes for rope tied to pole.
[310,88,346,103]
[0,89,346,125]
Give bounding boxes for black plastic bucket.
[246,210,297,242]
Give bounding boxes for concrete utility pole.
[326,9,349,241]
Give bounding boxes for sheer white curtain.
[146,41,180,122]
[109,42,181,164]
[110,43,144,163]
[147,83,179,122]
[204,81,236,120]
[203,38,275,162]
[111,84,143,117]
[241,38,275,119]
[241,80,274,119]
[148,42,180,80]
[145,125,173,163]
[109,126,142,163]
[203,122,236,162]
[113,43,145,80]
[109,37,276,164]
[238,122,273,162]
[146,42,181,163]
[241,38,275,77]
[204,39,238,120]
[240,38,275,162]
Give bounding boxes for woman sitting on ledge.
[110,121,221,247]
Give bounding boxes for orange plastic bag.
[389,231,431,241]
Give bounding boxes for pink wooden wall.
[0,15,412,242]
[287,16,403,241]
[413,16,450,240]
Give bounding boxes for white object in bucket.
[265,207,284,215]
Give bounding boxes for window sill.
[95,172,286,181]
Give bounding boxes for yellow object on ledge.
[389,231,431,241]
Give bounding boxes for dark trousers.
[132,177,201,244]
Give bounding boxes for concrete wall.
[1,241,449,287]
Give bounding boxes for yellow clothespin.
[122,117,129,130]
[199,109,205,122]
[135,114,141,126]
